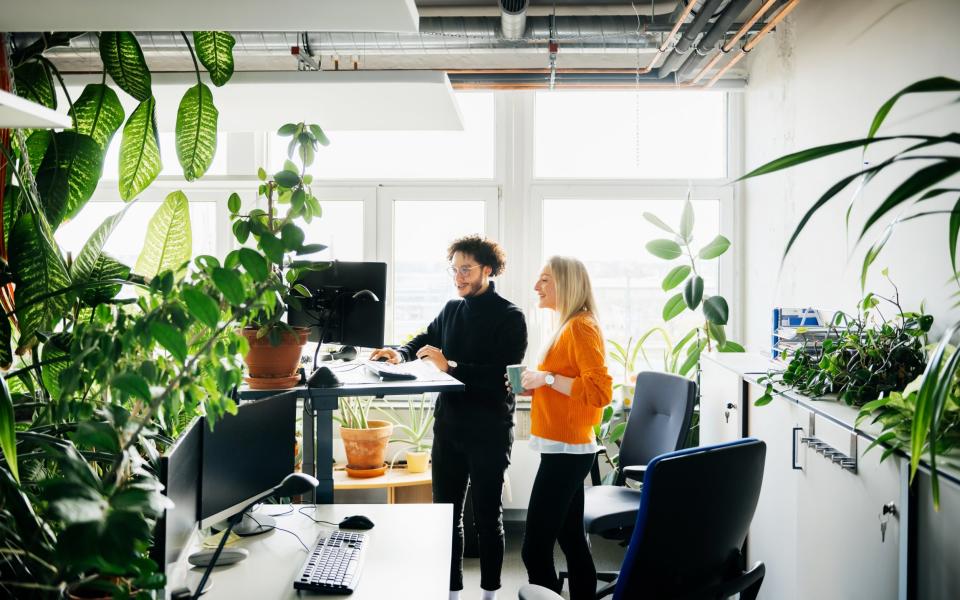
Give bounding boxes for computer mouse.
[307,366,341,388]
[339,515,374,530]
[373,355,390,362]
[187,547,249,567]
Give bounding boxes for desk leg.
[302,401,316,502]
[315,408,334,504]
[387,487,395,504]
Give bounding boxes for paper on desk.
[403,359,457,382]
[201,529,242,548]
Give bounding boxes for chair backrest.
[613,438,767,600]
[618,371,697,475]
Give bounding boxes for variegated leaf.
[72,204,132,283]
[134,191,192,279]
[24,130,52,177]
[118,97,161,201]
[99,32,152,101]
[175,83,219,181]
[40,333,72,401]
[69,83,125,152]
[13,59,56,109]
[80,254,131,307]
[35,131,104,229]
[192,32,236,87]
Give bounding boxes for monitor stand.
[230,506,276,537]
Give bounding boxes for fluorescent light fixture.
[63,71,464,132]
[2,0,419,32]
[0,89,72,129]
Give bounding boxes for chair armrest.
[518,584,564,600]
[621,464,647,482]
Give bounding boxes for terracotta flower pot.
[241,326,309,385]
[340,420,394,473]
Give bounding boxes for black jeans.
[522,452,598,600]
[431,424,513,592]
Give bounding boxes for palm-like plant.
[737,76,960,508]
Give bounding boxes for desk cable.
[297,504,340,527]
[247,512,309,551]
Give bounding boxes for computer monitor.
[200,394,296,532]
[287,261,387,349]
[152,416,202,568]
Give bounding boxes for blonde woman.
[514,256,613,600]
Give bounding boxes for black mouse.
[339,515,374,530]
[307,366,341,388]
[373,355,390,362]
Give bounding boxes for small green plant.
[593,400,628,484]
[755,278,931,408]
[335,396,374,429]
[379,395,435,454]
[607,337,640,405]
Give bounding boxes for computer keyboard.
[363,360,417,380]
[294,530,368,594]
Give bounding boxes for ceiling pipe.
[657,0,726,78]
[705,0,802,87]
[675,0,753,81]
[689,0,779,84]
[634,0,698,75]
[499,0,529,40]
[420,3,683,18]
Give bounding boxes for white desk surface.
[169,503,452,599]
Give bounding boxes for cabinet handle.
[791,426,803,470]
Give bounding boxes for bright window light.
[392,200,486,343]
[299,201,364,261]
[268,93,494,179]
[534,91,726,179]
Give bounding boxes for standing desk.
[240,361,464,503]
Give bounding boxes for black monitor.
[287,261,387,350]
[200,394,296,533]
[153,417,202,568]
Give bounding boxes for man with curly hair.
[371,234,527,600]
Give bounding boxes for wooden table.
[333,465,433,503]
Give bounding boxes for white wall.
[741,0,960,352]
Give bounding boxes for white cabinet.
[700,357,744,444]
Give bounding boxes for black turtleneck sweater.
[398,281,527,433]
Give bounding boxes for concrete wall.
[740,0,960,352]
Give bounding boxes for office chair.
[519,438,767,600]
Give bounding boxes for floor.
[460,523,626,600]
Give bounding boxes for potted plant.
[334,396,394,476]
[379,394,435,473]
[228,121,331,388]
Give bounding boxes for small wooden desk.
[333,465,433,504]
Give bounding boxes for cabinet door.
[917,469,960,599]
[700,358,743,445]
[746,383,801,600]
[796,412,902,600]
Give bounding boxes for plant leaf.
[860,225,892,291]
[309,124,330,146]
[9,212,73,352]
[99,32,152,101]
[176,83,219,181]
[707,321,727,348]
[192,32,236,86]
[698,235,731,259]
[24,130,52,177]
[13,59,56,109]
[182,287,220,329]
[274,170,300,188]
[280,222,305,251]
[679,197,694,241]
[119,97,162,200]
[737,136,909,180]
[662,293,686,321]
[719,340,745,352]
[40,333,71,401]
[0,314,11,370]
[0,374,18,484]
[859,158,960,240]
[258,232,285,264]
[72,203,131,283]
[868,77,960,138]
[35,131,104,228]
[238,248,268,282]
[112,372,151,401]
[149,321,187,363]
[69,83,125,152]
[703,296,729,325]
[646,239,682,260]
[134,191,192,279]
[683,275,704,310]
[79,255,130,307]
[212,268,245,305]
[951,195,960,282]
[661,265,691,291]
[642,212,675,234]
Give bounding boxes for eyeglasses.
[447,264,481,278]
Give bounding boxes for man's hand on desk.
[415,345,450,372]
[369,348,402,364]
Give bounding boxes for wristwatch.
[447,360,458,372]
[544,372,556,387]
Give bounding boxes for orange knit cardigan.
[531,312,613,444]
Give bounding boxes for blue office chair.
[520,438,767,600]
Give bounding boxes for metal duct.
[657,0,726,78]
[676,0,753,80]
[499,0,529,40]
[14,15,766,59]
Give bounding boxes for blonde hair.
[541,255,601,360]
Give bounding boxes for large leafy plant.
[227,121,330,340]
[640,194,744,378]
[737,76,959,507]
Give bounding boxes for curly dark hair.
[446,235,507,277]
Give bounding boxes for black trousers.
[522,452,598,600]
[431,425,513,591]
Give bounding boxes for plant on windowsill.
[607,337,640,408]
[736,76,959,507]
[228,121,332,388]
[378,394,435,473]
[334,396,393,476]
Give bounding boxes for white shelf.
[0,89,72,129]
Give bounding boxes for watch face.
[545,374,555,385]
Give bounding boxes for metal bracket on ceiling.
[547,12,558,90]
[291,32,319,71]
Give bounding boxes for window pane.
[300,201,364,261]
[100,132,228,180]
[268,93,494,179]
[542,198,720,370]
[56,201,219,268]
[392,200,485,343]
[535,91,726,179]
